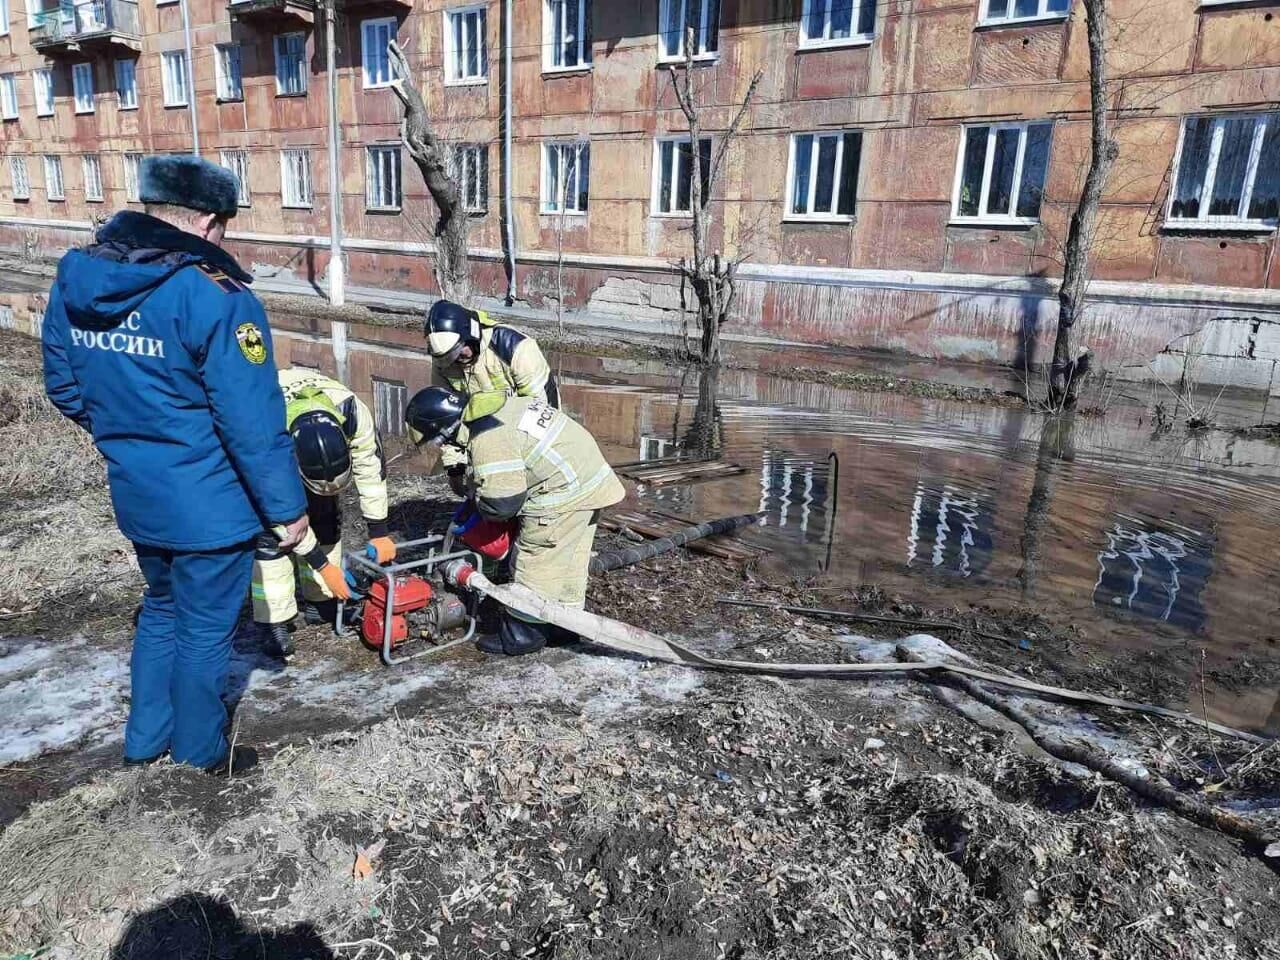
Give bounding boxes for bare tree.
[389,41,471,302]
[1049,0,1118,410]
[666,30,763,365]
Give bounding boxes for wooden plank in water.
[620,460,746,486]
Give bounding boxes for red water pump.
[360,573,467,651]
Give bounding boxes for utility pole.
[502,0,516,302]
[180,0,199,155]
[324,0,346,309]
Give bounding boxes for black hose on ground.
[590,513,762,574]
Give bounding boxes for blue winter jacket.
[42,211,307,551]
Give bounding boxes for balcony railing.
[31,0,140,48]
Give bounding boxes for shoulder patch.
[236,322,268,364]
[487,325,527,366]
[195,261,245,294]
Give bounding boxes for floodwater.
[533,352,1280,736]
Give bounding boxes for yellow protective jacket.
[432,313,555,469]
[468,396,624,521]
[278,367,389,533]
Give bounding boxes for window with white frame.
[541,141,589,214]
[123,151,140,201]
[275,32,307,95]
[10,156,29,200]
[652,136,711,215]
[444,6,487,83]
[362,18,395,87]
[0,306,12,330]
[787,130,861,220]
[980,0,1068,24]
[43,154,64,200]
[366,144,402,210]
[951,121,1052,224]
[0,0,9,37]
[161,50,188,106]
[280,148,312,207]
[221,149,251,206]
[0,74,17,119]
[454,143,488,213]
[800,0,874,46]
[658,0,719,61]
[72,62,94,113]
[114,59,136,109]
[33,68,54,117]
[1167,113,1280,229]
[544,0,591,70]
[216,43,243,101]
[82,154,103,201]
[373,378,408,437]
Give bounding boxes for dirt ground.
[1,328,1279,960]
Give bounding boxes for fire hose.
[588,513,762,574]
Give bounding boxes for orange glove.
[316,562,352,601]
[369,536,397,564]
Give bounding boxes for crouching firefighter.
[252,368,394,655]
[405,387,624,656]
[424,300,558,497]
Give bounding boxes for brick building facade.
[3,0,1280,384]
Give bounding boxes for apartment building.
[1,0,1280,382]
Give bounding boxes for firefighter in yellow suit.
[424,299,557,495]
[405,386,623,656]
[251,368,394,656]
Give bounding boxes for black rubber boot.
[477,612,551,656]
[204,745,259,777]
[256,621,295,658]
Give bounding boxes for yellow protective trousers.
[509,508,602,619]
[251,493,344,624]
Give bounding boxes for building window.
[980,0,1069,24]
[454,143,488,213]
[72,62,94,113]
[362,18,396,87]
[366,145,402,211]
[1168,113,1280,230]
[10,156,30,200]
[43,155,64,201]
[0,74,17,120]
[82,154,103,201]
[114,59,136,109]
[786,131,861,220]
[280,148,312,208]
[658,0,718,61]
[0,0,9,37]
[444,6,487,84]
[123,152,140,201]
[161,50,189,106]
[544,0,591,70]
[373,378,408,437]
[33,68,54,117]
[541,141,589,214]
[275,32,307,96]
[652,136,711,215]
[0,306,12,330]
[800,0,874,46]
[216,43,243,101]
[951,121,1052,225]
[220,149,251,207]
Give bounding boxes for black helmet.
[405,386,467,447]
[424,300,481,365]
[291,409,353,495]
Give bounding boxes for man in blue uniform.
[42,155,309,775]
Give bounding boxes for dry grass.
[2,676,1276,960]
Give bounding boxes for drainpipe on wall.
[324,0,346,310]
[180,0,199,155]
[502,0,517,303]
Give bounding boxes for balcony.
[30,0,141,55]
[227,0,315,25]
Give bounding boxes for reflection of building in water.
[757,448,833,541]
[1093,516,1212,632]
[907,482,993,578]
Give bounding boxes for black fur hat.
[139,154,239,217]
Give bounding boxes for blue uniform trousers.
[124,540,255,768]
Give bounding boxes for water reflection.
[907,482,994,578]
[1093,516,1213,632]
